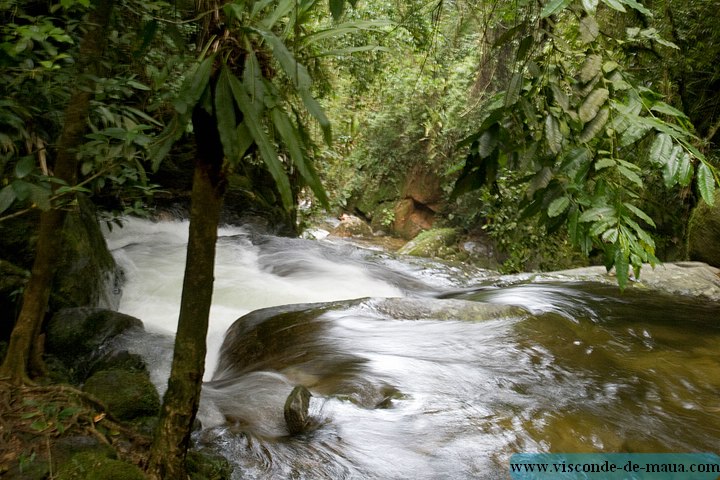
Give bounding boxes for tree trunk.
[0,0,114,384]
[146,105,226,479]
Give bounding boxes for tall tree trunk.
[146,105,226,479]
[0,0,114,384]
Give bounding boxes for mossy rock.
[45,308,143,382]
[56,452,146,480]
[82,369,160,421]
[186,450,233,480]
[687,190,720,267]
[398,228,460,259]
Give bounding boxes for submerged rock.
[284,385,312,435]
[547,261,720,301]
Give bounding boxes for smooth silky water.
[105,218,720,479]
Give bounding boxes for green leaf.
[602,227,618,243]
[15,156,35,178]
[270,107,329,208]
[662,145,681,187]
[579,107,609,143]
[696,162,716,206]
[579,15,600,43]
[649,133,672,167]
[540,0,572,19]
[614,247,630,289]
[617,164,643,187]
[545,114,562,155]
[619,121,652,147]
[477,126,499,158]
[650,102,687,119]
[579,54,602,83]
[676,152,693,187]
[0,185,17,214]
[215,68,240,163]
[580,206,615,222]
[624,202,655,227]
[594,157,616,171]
[504,72,523,108]
[547,196,570,218]
[579,88,609,123]
[527,167,553,198]
[602,0,627,12]
[619,0,651,16]
[227,74,293,210]
[581,0,599,14]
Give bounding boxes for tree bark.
[0,0,114,384]
[146,104,226,479]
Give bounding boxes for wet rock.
[284,385,312,435]
[330,214,373,238]
[45,308,143,383]
[548,261,720,301]
[186,449,233,480]
[399,228,459,258]
[392,198,435,239]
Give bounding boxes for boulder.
[399,228,459,258]
[284,385,312,435]
[687,191,720,267]
[392,198,435,239]
[329,214,373,237]
[45,308,144,382]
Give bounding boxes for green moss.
[56,453,146,480]
[82,369,160,421]
[186,450,233,480]
[398,228,459,258]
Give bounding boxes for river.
[104,217,720,479]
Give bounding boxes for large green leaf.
[614,246,630,289]
[579,88,609,123]
[215,68,239,163]
[545,114,562,155]
[540,0,572,18]
[579,107,609,143]
[581,0,599,14]
[0,185,17,215]
[648,133,672,167]
[504,72,523,108]
[547,196,570,218]
[270,107,329,208]
[696,162,716,206]
[602,0,627,12]
[227,74,293,210]
[662,145,681,187]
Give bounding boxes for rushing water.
[105,218,720,479]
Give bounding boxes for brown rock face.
[393,198,435,239]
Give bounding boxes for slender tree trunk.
[0,0,114,384]
[147,105,226,479]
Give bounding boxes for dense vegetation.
[1,0,718,477]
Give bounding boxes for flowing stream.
[105,218,720,479]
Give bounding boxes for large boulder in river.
[329,214,373,237]
[687,191,720,267]
[399,228,459,258]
